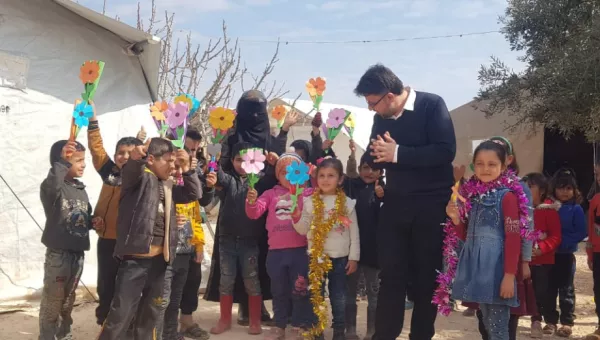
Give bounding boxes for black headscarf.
[290,139,311,162]
[233,90,271,151]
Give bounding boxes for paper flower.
[271,105,287,121]
[344,113,355,129]
[174,94,193,112]
[165,102,189,128]
[209,107,235,131]
[79,61,100,84]
[326,108,347,128]
[306,77,326,97]
[150,101,168,121]
[286,161,310,186]
[72,102,94,127]
[241,148,266,174]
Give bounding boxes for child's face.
[473,150,505,183]
[276,166,292,189]
[528,184,543,206]
[67,151,86,178]
[172,163,183,179]
[114,144,136,169]
[555,185,575,202]
[317,167,342,194]
[233,154,246,176]
[185,138,201,156]
[358,163,380,184]
[147,152,176,181]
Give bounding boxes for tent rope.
[0,173,99,303]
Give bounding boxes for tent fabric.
[0,0,160,300]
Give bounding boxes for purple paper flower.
[326,108,347,128]
[165,102,189,128]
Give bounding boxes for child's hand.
[247,188,258,203]
[61,141,77,161]
[322,140,334,151]
[92,216,104,232]
[311,111,322,128]
[292,206,302,223]
[521,262,531,280]
[499,273,515,299]
[195,249,204,264]
[206,172,217,188]
[190,156,198,171]
[89,100,98,121]
[130,140,149,160]
[538,232,547,240]
[346,260,358,275]
[532,248,542,257]
[176,149,190,172]
[282,110,299,131]
[265,152,279,166]
[349,139,356,155]
[375,180,384,198]
[453,164,466,182]
[446,201,460,224]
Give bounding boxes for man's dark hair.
[49,140,85,165]
[148,138,174,158]
[186,127,203,142]
[354,64,404,96]
[115,137,142,153]
[232,142,253,158]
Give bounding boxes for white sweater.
[293,194,360,261]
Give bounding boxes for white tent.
[0,0,161,300]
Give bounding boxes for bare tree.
[130,0,287,138]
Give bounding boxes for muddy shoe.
[531,321,543,338]
[556,325,572,338]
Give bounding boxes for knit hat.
[275,147,303,177]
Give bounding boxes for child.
[98,138,202,340]
[246,151,314,339]
[39,140,93,340]
[210,142,274,335]
[546,168,586,337]
[586,166,600,340]
[524,173,562,338]
[293,158,360,340]
[343,152,383,340]
[447,141,522,340]
[87,106,143,325]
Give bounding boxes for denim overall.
[452,188,519,340]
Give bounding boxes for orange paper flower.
[306,77,326,97]
[79,61,100,84]
[271,105,287,121]
[150,101,168,121]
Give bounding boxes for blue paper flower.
[285,161,310,186]
[73,102,93,128]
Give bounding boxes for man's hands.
[205,172,217,188]
[375,180,384,198]
[370,132,397,163]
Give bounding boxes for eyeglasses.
[367,94,387,110]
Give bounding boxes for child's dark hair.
[291,140,310,162]
[359,152,376,169]
[489,136,520,174]
[232,142,253,158]
[472,140,508,165]
[186,127,203,142]
[524,172,549,202]
[316,158,344,178]
[115,137,142,153]
[50,140,85,165]
[550,167,582,203]
[148,138,174,158]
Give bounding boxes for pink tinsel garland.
[432,170,538,316]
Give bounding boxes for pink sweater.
[245,185,311,250]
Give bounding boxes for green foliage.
[477,0,600,141]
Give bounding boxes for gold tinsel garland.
[304,188,347,339]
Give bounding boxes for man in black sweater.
[355,64,456,340]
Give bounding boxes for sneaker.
[531,321,543,338]
[543,324,557,335]
[556,325,572,338]
[264,327,286,340]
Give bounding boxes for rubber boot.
[210,295,233,334]
[345,304,359,340]
[363,309,375,340]
[237,301,249,326]
[248,295,263,335]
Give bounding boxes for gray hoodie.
[40,159,92,252]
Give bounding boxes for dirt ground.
[0,249,597,339]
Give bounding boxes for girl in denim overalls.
[447,141,522,340]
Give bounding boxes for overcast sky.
[80,0,525,110]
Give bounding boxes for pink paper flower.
[326,108,347,128]
[241,148,266,174]
[165,102,189,128]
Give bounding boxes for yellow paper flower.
[271,105,287,121]
[209,107,235,131]
[344,113,355,129]
[305,77,326,97]
[174,94,193,111]
[150,101,168,121]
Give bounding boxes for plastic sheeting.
[0,0,159,300]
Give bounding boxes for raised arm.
[40,159,71,202]
[87,118,116,178]
[245,189,272,220]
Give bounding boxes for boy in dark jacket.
[39,140,94,340]
[87,105,143,325]
[343,152,384,340]
[98,138,202,340]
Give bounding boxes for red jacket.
[587,194,600,260]
[531,199,562,265]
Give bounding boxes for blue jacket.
[557,202,587,253]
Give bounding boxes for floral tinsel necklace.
[432,170,538,315]
[304,188,347,339]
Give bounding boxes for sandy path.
[0,249,596,339]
